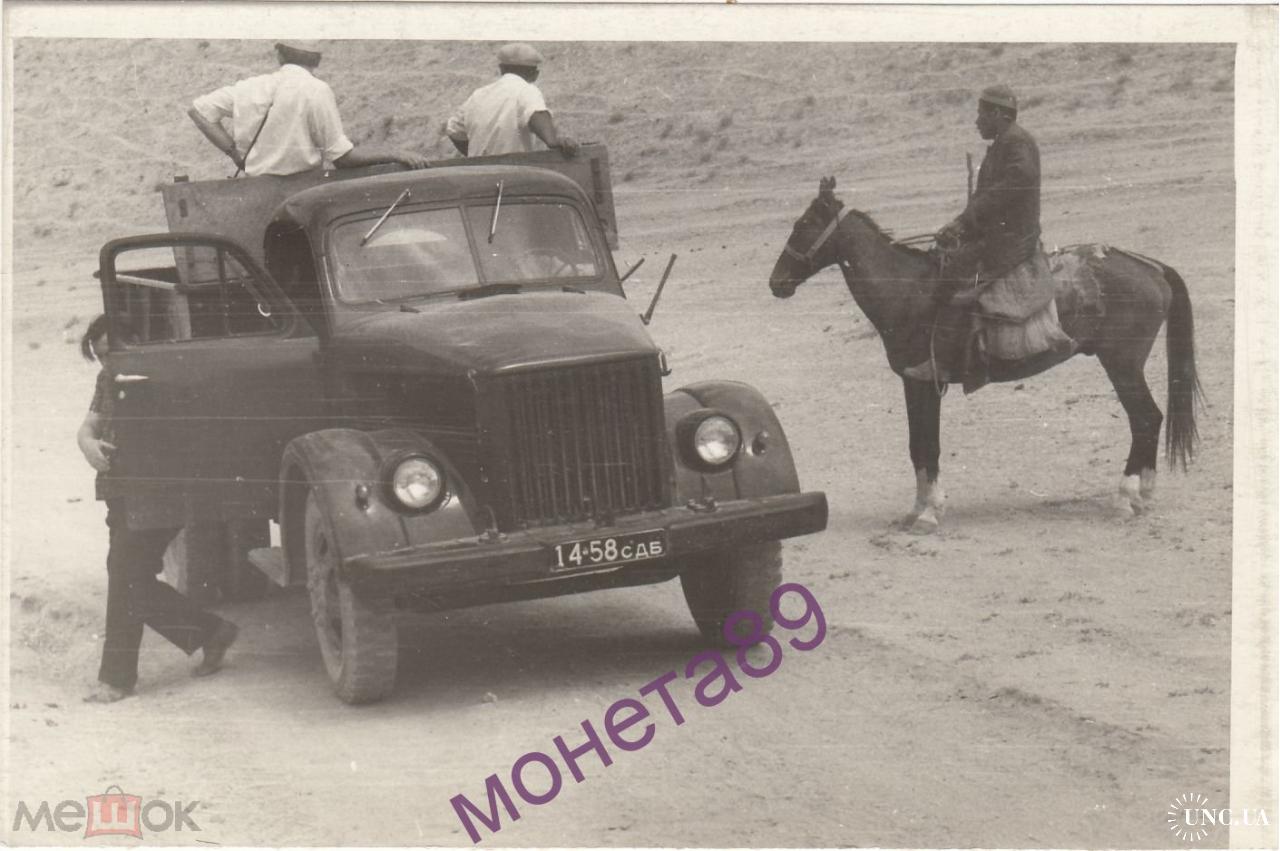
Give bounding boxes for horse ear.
[818,176,843,210]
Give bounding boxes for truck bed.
[160,144,618,270]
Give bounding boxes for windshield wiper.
[487,180,504,243]
[361,188,411,246]
[456,282,522,301]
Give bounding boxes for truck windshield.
[330,201,601,304]
[330,207,479,302]
[465,202,599,284]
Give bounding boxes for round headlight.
[389,456,445,511]
[693,415,741,467]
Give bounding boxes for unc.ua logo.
[1167,792,1271,842]
[1168,792,1214,841]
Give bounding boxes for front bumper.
[342,491,827,593]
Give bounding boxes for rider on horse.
[904,84,1073,387]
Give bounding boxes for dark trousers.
[930,305,980,366]
[98,502,222,691]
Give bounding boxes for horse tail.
[1161,262,1203,470]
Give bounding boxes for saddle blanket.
[983,297,1074,361]
[976,247,1056,322]
[974,246,1080,361]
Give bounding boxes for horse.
[768,177,1201,533]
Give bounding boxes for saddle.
[1048,244,1109,318]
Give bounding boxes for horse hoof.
[909,514,940,535]
[1139,470,1157,502]
[1112,498,1138,519]
[900,512,922,529]
[1115,474,1145,518]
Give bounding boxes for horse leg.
[902,378,946,533]
[902,378,930,523]
[1099,351,1163,517]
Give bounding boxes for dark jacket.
[89,369,116,501]
[958,121,1041,278]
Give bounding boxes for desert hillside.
[10,40,1232,267]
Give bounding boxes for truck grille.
[498,357,668,527]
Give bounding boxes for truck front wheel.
[679,542,782,645]
[304,492,398,704]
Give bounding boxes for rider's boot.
[903,305,973,383]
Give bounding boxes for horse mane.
[842,207,933,261]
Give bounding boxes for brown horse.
[768,177,1201,533]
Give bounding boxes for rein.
[785,208,933,276]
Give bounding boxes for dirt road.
[6,39,1236,847]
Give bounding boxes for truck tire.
[679,542,782,645]
[304,491,398,704]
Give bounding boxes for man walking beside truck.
[188,40,429,176]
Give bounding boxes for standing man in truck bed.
[446,43,578,158]
[188,40,429,176]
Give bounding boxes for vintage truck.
[96,146,828,703]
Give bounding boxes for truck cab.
[98,153,827,703]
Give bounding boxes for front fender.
[663,380,801,505]
[278,428,482,587]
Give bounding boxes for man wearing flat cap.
[188,40,429,176]
[906,84,1069,385]
[446,43,578,158]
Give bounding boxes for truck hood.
[330,290,659,375]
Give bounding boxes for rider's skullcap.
[497,43,544,68]
[979,84,1018,111]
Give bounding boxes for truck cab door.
[100,234,328,529]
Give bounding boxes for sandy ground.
[5,40,1241,846]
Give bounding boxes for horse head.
[769,176,846,298]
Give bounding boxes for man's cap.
[979,84,1018,111]
[497,43,543,68]
[276,40,323,59]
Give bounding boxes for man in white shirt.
[446,43,578,158]
[188,40,429,176]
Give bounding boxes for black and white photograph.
[2,2,1276,848]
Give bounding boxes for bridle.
[783,206,852,274]
[783,207,843,265]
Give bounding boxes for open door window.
[99,234,297,345]
[96,234,325,529]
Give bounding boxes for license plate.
[550,529,668,572]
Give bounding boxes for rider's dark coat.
[958,120,1041,279]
